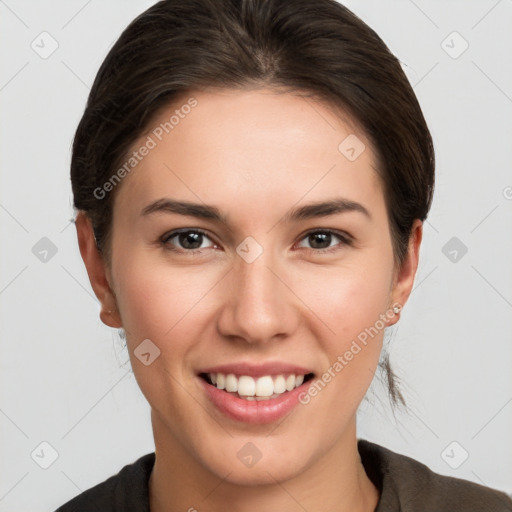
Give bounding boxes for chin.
[198,437,310,487]
[213,458,304,487]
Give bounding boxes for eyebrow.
[284,198,371,222]
[141,197,371,223]
[141,198,225,221]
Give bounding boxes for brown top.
[55,439,512,511]
[359,440,512,511]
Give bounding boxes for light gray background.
[1,1,511,510]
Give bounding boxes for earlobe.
[387,219,423,326]
[75,211,123,329]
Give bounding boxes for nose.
[216,250,300,345]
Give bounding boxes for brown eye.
[162,229,215,251]
[308,232,332,249]
[296,230,351,251]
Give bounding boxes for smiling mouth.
[199,372,315,401]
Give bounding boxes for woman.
[55,0,512,510]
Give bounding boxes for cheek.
[296,257,393,344]
[111,251,219,343]
[292,253,394,408]
[295,265,392,422]
[111,254,220,412]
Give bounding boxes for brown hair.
[71,0,435,409]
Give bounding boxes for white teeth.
[238,376,256,396]
[255,376,274,397]
[208,372,309,399]
[225,373,238,392]
[273,375,286,394]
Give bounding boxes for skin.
[76,88,422,512]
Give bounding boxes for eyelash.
[296,229,353,253]
[160,228,353,255]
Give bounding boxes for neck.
[149,412,379,512]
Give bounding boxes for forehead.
[113,88,384,220]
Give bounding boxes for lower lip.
[199,377,313,424]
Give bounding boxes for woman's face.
[82,88,419,485]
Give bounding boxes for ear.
[75,211,123,328]
[387,219,423,326]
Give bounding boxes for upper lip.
[198,361,314,378]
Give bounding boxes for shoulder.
[358,439,512,512]
[54,452,155,512]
